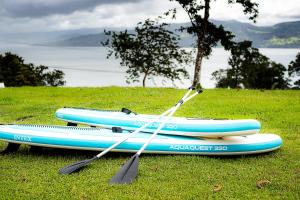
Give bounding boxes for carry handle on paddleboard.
[58,87,202,175]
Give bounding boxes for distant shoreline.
[1,42,300,49]
[0,45,298,88]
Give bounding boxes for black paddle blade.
[59,157,97,175]
[109,154,139,184]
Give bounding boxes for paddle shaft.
[136,91,199,155]
[95,88,194,158]
[108,89,201,184]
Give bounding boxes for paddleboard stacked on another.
[0,107,282,155]
[55,107,261,137]
[47,106,281,155]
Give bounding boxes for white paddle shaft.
[136,91,199,155]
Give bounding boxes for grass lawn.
[0,87,299,199]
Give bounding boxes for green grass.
[0,87,299,199]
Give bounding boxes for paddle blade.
[59,157,96,175]
[109,154,139,184]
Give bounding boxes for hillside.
[52,20,300,48]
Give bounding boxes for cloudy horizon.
[0,0,300,34]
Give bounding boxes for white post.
[0,83,5,88]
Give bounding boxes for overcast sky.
[0,0,299,33]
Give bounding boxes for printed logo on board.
[133,121,177,130]
[14,135,32,142]
[170,145,227,151]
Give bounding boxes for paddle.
[109,89,202,184]
[59,87,196,175]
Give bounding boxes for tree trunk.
[192,0,210,87]
[192,45,203,87]
[142,73,148,87]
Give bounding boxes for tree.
[288,52,300,88]
[0,52,65,87]
[103,19,192,87]
[167,0,258,87]
[212,41,289,89]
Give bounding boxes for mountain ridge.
[51,20,300,48]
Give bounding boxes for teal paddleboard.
[0,124,281,155]
[56,107,261,137]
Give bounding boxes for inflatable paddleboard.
[56,107,261,137]
[0,125,281,155]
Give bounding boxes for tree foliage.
[0,52,65,87]
[212,41,290,89]
[102,19,192,87]
[167,0,259,86]
[288,52,300,88]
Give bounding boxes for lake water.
[0,43,299,88]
